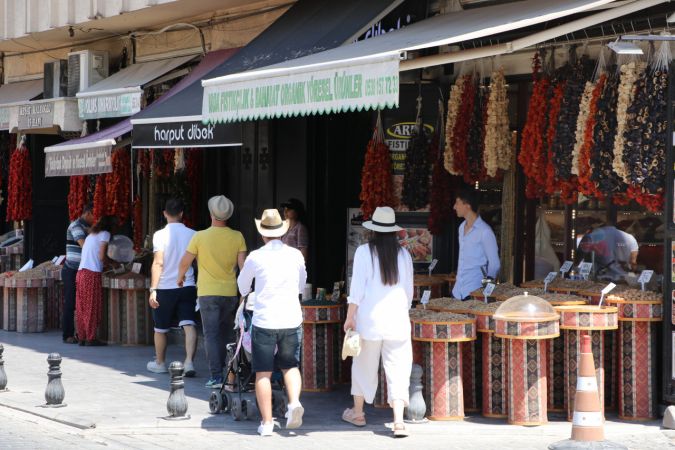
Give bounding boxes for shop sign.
[202,53,400,124]
[354,0,426,42]
[17,102,54,129]
[45,146,112,177]
[0,106,9,130]
[385,121,435,175]
[78,91,142,119]
[132,121,241,148]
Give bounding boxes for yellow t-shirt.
[186,227,247,297]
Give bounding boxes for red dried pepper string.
[451,75,475,176]
[93,173,107,222]
[578,75,606,200]
[6,142,32,222]
[67,176,88,221]
[107,148,131,223]
[359,121,395,220]
[544,81,566,195]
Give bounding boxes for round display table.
[2,276,52,333]
[410,309,476,420]
[103,273,152,345]
[300,300,344,392]
[607,290,662,420]
[555,305,618,421]
[494,294,560,426]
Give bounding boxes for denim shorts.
[151,287,197,332]
[251,325,302,373]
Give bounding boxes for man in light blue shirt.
[452,189,500,300]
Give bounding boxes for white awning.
[202,0,616,123]
[77,55,195,120]
[0,79,43,130]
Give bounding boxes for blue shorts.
[251,325,302,373]
[151,287,197,333]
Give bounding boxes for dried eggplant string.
[402,93,432,211]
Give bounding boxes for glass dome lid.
[493,292,559,321]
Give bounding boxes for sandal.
[392,422,409,438]
[342,408,366,427]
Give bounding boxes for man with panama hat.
[238,208,307,436]
[178,195,247,389]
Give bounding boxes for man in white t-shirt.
[237,209,307,436]
[147,199,198,376]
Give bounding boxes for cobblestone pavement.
[1,331,674,449]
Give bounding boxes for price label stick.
[483,283,496,304]
[544,272,557,293]
[579,262,592,281]
[638,270,654,291]
[598,282,616,307]
[420,290,431,309]
[560,261,573,278]
[428,259,438,276]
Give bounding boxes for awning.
[44,48,240,177]
[201,0,616,124]
[10,97,82,134]
[0,79,43,130]
[77,55,196,120]
[131,0,398,132]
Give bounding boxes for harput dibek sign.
[132,120,241,148]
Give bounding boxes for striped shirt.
[65,218,88,269]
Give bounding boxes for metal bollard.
[44,353,66,407]
[405,363,427,423]
[0,344,7,392]
[164,361,190,420]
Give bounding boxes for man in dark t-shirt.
[62,203,94,343]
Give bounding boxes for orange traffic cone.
[549,333,626,450]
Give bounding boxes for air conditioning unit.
[43,60,68,99]
[67,50,109,97]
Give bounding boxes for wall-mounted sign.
[45,146,112,177]
[78,91,142,119]
[0,107,10,130]
[17,101,54,129]
[132,121,242,148]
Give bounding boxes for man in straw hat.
[237,209,307,436]
[178,195,247,389]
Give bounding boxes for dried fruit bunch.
[464,84,488,184]
[6,140,32,222]
[402,117,432,210]
[444,75,468,174]
[613,62,646,183]
[577,75,606,199]
[450,75,477,177]
[483,67,511,177]
[67,175,88,221]
[572,82,595,177]
[359,113,395,219]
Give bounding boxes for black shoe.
[85,339,107,347]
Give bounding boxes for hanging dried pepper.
[543,80,566,195]
[463,86,488,184]
[106,147,131,223]
[577,75,606,199]
[444,75,468,174]
[572,82,594,177]
[137,149,151,178]
[67,176,88,221]
[6,139,32,222]
[133,196,143,250]
[93,173,108,222]
[518,53,550,199]
[359,113,395,220]
[450,75,476,176]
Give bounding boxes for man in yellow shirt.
[178,195,247,388]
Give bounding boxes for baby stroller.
[208,294,288,421]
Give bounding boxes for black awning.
[131,0,397,126]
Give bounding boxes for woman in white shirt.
[342,207,413,438]
[75,215,116,346]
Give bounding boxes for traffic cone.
[549,333,627,450]
[570,333,603,441]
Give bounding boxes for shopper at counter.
[62,203,94,344]
[342,206,413,438]
[76,215,116,346]
[281,198,309,261]
[237,208,307,437]
[452,188,501,300]
[577,224,639,280]
[177,195,247,389]
[147,199,198,377]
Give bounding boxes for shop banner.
[45,146,112,177]
[132,121,242,148]
[17,101,55,129]
[78,91,142,119]
[0,106,9,130]
[202,53,400,124]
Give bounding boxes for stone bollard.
[44,353,66,407]
[405,363,427,423]
[164,361,190,420]
[0,344,7,392]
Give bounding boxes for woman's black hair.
[368,231,401,286]
[91,215,117,234]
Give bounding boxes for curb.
[0,395,96,430]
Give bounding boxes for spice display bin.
[301,300,344,392]
[103,273,152,345]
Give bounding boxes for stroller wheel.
[209,391,224,414]
[230,396,243,421]
[272,390,288,417]
[243,399,258,421]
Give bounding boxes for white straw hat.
[255,209,290,238]
[362,206,402,233]
[208,195,234,221]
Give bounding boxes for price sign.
[19,259,33,272]
[131,262,142,274]
[483,283,496,303]
[579,262,593,280]
[544,272,557,293]
[560,261,573,276]
[55,255,66,266]
[638,270,654,291]
[598,282,616,307]
[420,290,431,307]
[51,256,59,264]
[428,259,438,275]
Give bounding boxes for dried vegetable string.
[613,61,646,184]
[402,94,432,210]
[93,173,108,221]
[450,74,476,176]
[464,81,488,184]
[578,74,606,199]
[444,74,468,174]
[6,137,32,222]
[483,67,511,177]
[429,100,453,235]
[359,111,395,219]
[67,176,88,221]
[544,79,566,195]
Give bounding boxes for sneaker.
[205,377,223,389]
[147,360,168,374]
[184,362,196,378]
[257,421,278,436]
[285,403,304,429]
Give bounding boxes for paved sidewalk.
[0,330,673,449]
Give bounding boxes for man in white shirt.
[237,209,307,437]
[147,199,197,377]
[452,188,501,299]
